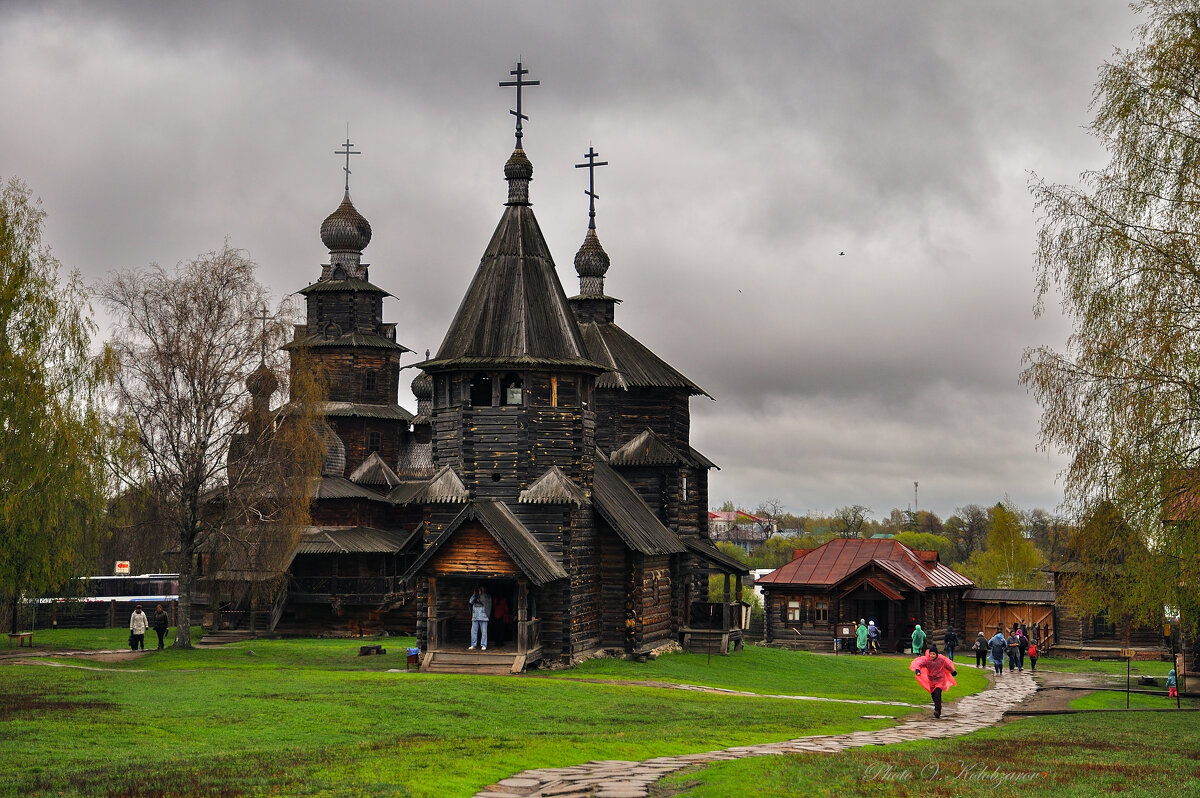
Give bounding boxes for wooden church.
[256,63,747,672]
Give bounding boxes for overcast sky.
[0,1,1140,521]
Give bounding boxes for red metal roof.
[756,538,973,593]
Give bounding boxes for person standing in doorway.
[152,604,170,649]
[468,585,492,651]
[129,604,148,651]
[943,625,958,662]
[911,624,927,655]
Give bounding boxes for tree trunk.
[174,537,195,648]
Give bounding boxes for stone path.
[474,671,1036,798]
[532,676,923,708]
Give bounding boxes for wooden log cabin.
[212,64,747,672]
[1049,564,1168,658]
[756,538,973,653]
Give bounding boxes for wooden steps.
[195,630,255,647]
[421,648,524,674]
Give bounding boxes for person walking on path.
[856,619,868,655]
[468,585,492,650]
[972,632,987,668]
[1016,627,1029,670]
[867,620,880,654]
[988,630,1007,676]
[1006,630,1022,672]
[911,624,927,655]
[1027,640,1039,672]
[129,604,148,651]
[943,625,958,661]
[910,644,958,719]
[1168,668,1178,699]
[152,604,170,650]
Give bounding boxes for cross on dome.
[499,61,539,147]
[574,146,608,230]
[335,136,361,193]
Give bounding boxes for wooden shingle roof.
[579,321,710,397]
[349,452,401,488]
[592,459,685,556]
[400,501,567,586]
[424,202,604,373]
[518,466,587,505]
[295,526,419,555]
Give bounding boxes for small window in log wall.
[367,431,381,454]
[502,373,523,405]
[362,370,377,394]
[786,600,801,622]
[815,602,828,623]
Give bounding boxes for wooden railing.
[518,618,541,652]
[430,615,452,650]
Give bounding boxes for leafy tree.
[1022,0,1200,640]
[894,531,957,565]
[1027,508,1073,566]
[958,502,1045,589]
[717,500,736,512]
[0,178,118,632]
[100,245,325,647]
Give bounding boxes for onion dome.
[246,362,278,398]
[505,148,533,205]
[411,372,432,402]
[320,192,372,252]
[321,429,346,477]
[574,228,611,296]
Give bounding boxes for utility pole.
[914,482,919,512]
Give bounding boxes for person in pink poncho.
[910,644,957,719]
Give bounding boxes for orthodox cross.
[574,146,608,230]
[335,137,360,193]
[499,61,539,147]
[254,304,271,363]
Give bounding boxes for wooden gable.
[426,522,519,578]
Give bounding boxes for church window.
[362,370,377,394]
[502,373,523,405]
[815,602,829,623]
[786,600,801,622]
[469,373,494,407]
[367,431,381,454]
[332,265,348,280]
[324,322,341,340]
[682,473,688,502]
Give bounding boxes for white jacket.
[129,610,149,634]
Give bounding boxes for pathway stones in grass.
[475,672,1036,797]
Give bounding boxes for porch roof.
[295,526,419,555]
[399,501,567,586]
[681,537,750,574]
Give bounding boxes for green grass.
[1067,689,1197,709]
[1,634,932,798]
[542,645,991,705]
[1033,655,1173,676]
[8,625,206,651]
[653,712,1200,797]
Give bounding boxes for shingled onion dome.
[505,148,533,205]
[410,372,433,418]
[574,228,610,297]
[320,192,373,253]
[246,362,278,399]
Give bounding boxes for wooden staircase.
[420,648,525,674]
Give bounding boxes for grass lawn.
[653,711,1200,797]
[543,645,991,705]
[1,630,948,798]
[1033,655,1175,677]
[1067,689,1198,710]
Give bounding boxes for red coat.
[910,652,958,693]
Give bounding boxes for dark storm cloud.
[0,1,1138,519]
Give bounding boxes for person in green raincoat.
[856,618,868,654]
[911,624,927,654]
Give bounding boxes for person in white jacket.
[468,586,492,650]
[129,605,149,651]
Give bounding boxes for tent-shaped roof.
[757,538,972,592]
[518,466,587,505]
[400,501,567,586]
[592,459,685,555]
[423,200,603,373]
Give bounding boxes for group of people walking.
[971,622,1038,675]
[852,619,881,654]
